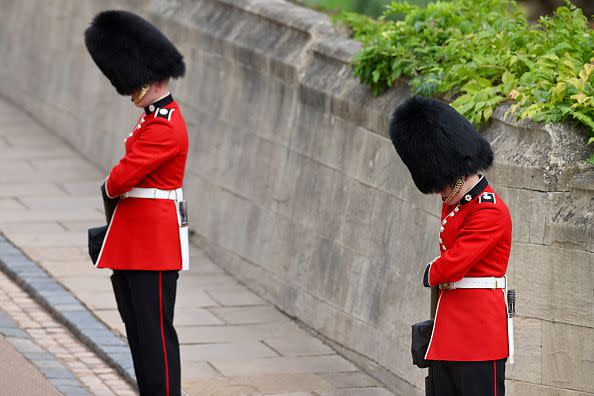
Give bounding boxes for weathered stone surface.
[506,318,542,383]
[507,380,594,396]
[184,373,335,395]
[0,0,592,394]
[210,355,357,377]
[510,243,593,327]
[542,321,594,393]
[181,342,278,361]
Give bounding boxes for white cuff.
[104,177,115,199]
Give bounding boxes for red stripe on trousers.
[493,361,496,396]
[159,272,170,396]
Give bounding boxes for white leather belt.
[121,187,183,201]
[440,276,506,290]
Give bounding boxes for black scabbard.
[426,286,439,396]
[101,182,119,224]
[430,286,439,319]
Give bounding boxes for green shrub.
[304,0,435,17]
[339,0,594,163]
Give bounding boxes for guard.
[390,97,514,395]
[85,10,188,396]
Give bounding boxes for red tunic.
[426,181,512,361]
[97,95,188,271]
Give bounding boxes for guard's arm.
[425,206,505,286]
[105,119,178,197]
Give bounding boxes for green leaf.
[502,71,514,87]
[483,107,494,121]
[372,70,381,83]
[551,82,567,103]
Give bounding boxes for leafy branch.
[337,0,594,164]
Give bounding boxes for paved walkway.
[0,331,62,396]
[0,97,391,395]
[0,269,135,395]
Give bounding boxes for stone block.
[511,243,593,327]
[306,237,367,309]
[544,190,594,252]
[256,212,316,300]
[334,179,378,256]
[506,317,542,383]
[542,321,594,393]
[282,152,348,238]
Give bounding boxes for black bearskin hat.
[84,10,185,95]
[389,96,493,194]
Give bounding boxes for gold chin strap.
[444,177,464,204]
[133,83,151,104]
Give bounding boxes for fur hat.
[84,10,185,95]
[389,96,493,194]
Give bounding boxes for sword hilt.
[507,289,516,318]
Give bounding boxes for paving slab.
[184,373,335,395]
[206,288,267,306]
[182,342,279,361]
[176,322,313,344]
[208,306,291,325]
[263,336,335,357]
[319,388,395,396]
[0,182,67,198]
[210,355,358,377]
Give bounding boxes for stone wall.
[0,0,592,394]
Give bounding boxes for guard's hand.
[423,264,431,287]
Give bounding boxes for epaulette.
[154,107,175,122]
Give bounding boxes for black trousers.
[111,270,181,396]
[431,359,506,396]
